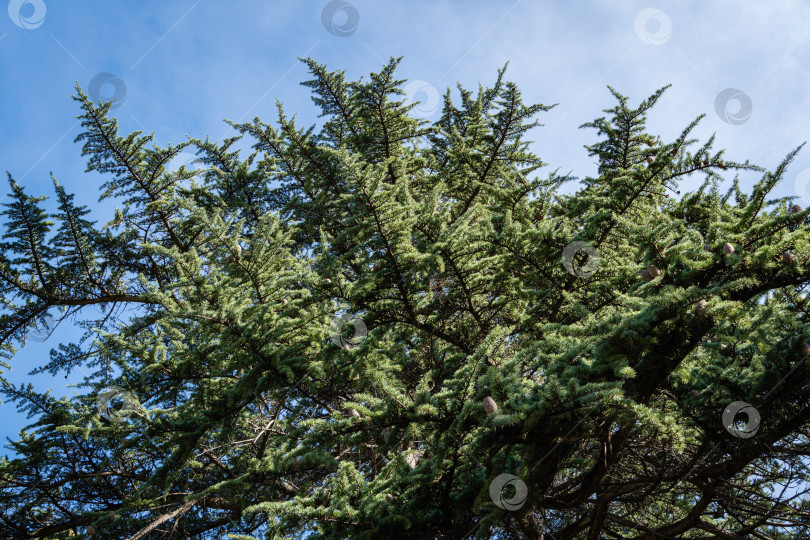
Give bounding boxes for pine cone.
[695,299,707,315]
[386,493,395,503]
[722,243,735,255]
[802,343,810,356]
[791,204,803,214]
[646,156,654,165]
[689,389,700,397]
[647,265,661,278]
[782,251,797,265]
[482,396,498,414]
[640,269,652,281]
[350,409,360,418]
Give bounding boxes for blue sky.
[1,0,810,456]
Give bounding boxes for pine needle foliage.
[1,58,809,539]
